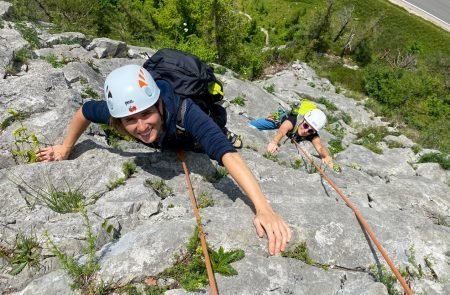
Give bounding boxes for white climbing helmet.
[304,109,327,131]
[104,65,160,118]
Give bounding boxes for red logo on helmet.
[138,68,148,88]
[129,105,137,113]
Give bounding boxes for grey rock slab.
[0,26,28,78]
[62,61,104,92]
[0,1,13,20]
[335,145,416,178]
[97,218,196,285]
[11,269,77,295]
[415,162,450,185]
[87,37,128,58]
[44,32,89,47]
[33,44,93,62]
[384,134,415,148]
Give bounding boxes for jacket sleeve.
[182,99,236,162]
[82,101,111,124]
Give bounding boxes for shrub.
[230,95,246,107]
[418,153,449,170]
[354,126,391,154]
[264,84,275,94]
[145,179,174,199]
[0,232,41,275]
[197,192,215,209]
[122,161,137,179]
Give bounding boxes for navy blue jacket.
[82,80,236,163]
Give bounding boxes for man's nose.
[136,119,146,131]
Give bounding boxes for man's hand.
[267,142,279,153]
[36,145,72,162]
[253,208,292,256]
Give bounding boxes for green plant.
[14,48,30,64]
[418,152,450,170]
[386,141,404,149]
[328,138,345,155]
[213,65,226,74]
[99,124,135,149]
[11,126,40,163]
[230,95,246,106]
[168,203,174,209]
[197,192,215,209]
[307,81,316,88]
[43,54,73,68]
[406,245,424,279]
[1,109,29,130]
[281,242,329,270]
[368,264,406,295]
[122,161,137,179]
[10,174,88,213]
[290,158,303,170]
[263,83,275,94]
[341,112,352,125]
[160,227,244,291]
[145,179,174,199]
[244,144,258,152]
[411,144,422,154]
[45,209,101,293]
[0,231,42,275]
[107,177,125,191]
[317,97,337,111]
[206,166,229,183]
[81,87,100,100]
[354,126,391,154]
[15,22,39,49]
[263,152,279,162]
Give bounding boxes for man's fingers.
[253,218,265,239]
[265,225,275,255]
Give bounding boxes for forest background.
[9,0,450,155]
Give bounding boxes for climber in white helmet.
[37,64,291,256]
[250,106,334,169]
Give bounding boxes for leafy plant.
[263,152,279,162]
[11,126,40,163]
[206,166,229,182]
[290,158,303,170]
[230,95,246,106]
[14,48,30,64]
[99,124,135,149]
[328,138,345,155]
[368,264,407,295]
[43,54,64,68]
[386,140,404,149]
[160,227,244,291]
[354,126,391,154]
[263,83,275,94]
[317,97,337,111]
[411,144,422,154]
[197,192,215,209]
[122,161,137,179]
[11,174,87,214]
[0,231,42,275]
[282,242,329,270]
[15,22,39,49]
[1,109,29,130]
[45,209,101,293]
[107,177,125,191]
[418,152,450,170]
[145,179,174,199]
[209,246,244,276]
[81,87,100,100]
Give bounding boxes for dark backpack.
[143,48,224,107]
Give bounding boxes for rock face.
[0,2,449,294]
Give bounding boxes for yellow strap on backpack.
[208,82,224,96]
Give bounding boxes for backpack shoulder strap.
[176,99,188,132]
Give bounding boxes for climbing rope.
[176,150,219,295]
[292,141,413,295]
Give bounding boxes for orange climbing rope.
[177,150,219,295]
[292,141,413,295]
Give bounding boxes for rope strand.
[177,150,219,295]
[292,141,413,295]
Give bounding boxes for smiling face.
[297,118,317,137]
[120,105,163,143]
